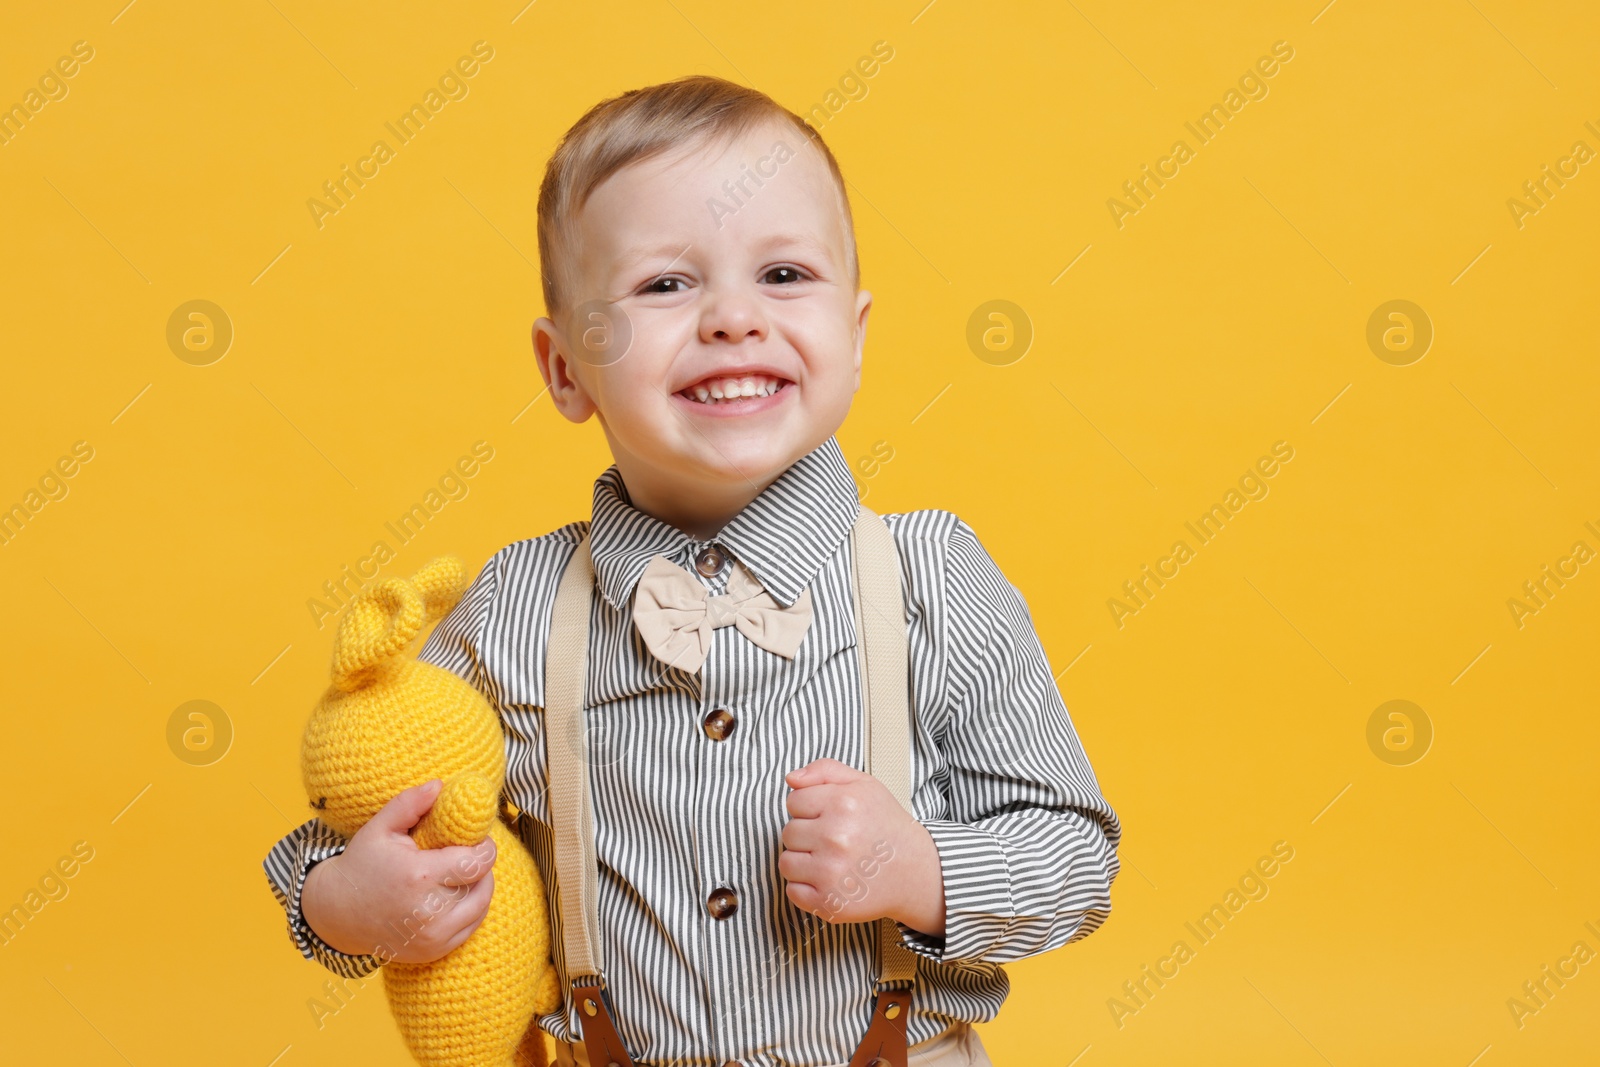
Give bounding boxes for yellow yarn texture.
[301,556,560,1066]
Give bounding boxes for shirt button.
[707,886,739,919]
[702,708,737,741]
[695,544,728,578]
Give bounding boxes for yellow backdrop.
[2,1,1595,1064]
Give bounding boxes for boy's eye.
[637,266,809,293]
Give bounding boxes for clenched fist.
[779,757,945,935]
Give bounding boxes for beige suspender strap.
[546,533,635,1066]
[849,506,919,989]
[846,506,917,1067]
[548,533,602,979]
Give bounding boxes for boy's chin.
[652,423,814,484]
[689,436,809,483]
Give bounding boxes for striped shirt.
[262,434,1122,1063]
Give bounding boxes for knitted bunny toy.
[302,556,560,1066]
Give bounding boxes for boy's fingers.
[777,848,817,885]
[784,784,834,820]
[780,819,821,853]
[786,758,859,787]
[439,910,487,956]
[370,780,443,835]
[427,838,498,886]
[458,868,495,917]
[783,881,831,919]
[439,871,495,951]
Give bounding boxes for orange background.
[2,1,1596,1064]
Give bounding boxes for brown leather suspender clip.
[573,979,635,1067]
[848,986,913,1067]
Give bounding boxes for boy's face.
[534,118,870,515]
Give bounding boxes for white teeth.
[681,375,787,403]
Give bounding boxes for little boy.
[263,74,1122,1066]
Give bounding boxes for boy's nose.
[699,290,767,343]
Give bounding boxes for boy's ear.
[533,315,598,424]
[852,289,872,391]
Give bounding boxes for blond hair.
[536,74,858,317]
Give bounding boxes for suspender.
[544,528,630,1063]
[542,505,916,1066]
[843,507,917,1067]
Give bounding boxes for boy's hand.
[301,779,498,964]
[780,758,946,936]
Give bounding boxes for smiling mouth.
[675,373,792,405]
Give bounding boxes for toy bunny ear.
[408,555,470,624]
[330,577,427,692]
[327,557,470,692]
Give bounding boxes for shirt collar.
[588,435,861,612]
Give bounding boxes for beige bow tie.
[631,554,813,673]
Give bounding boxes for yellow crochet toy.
[301,556,561,1066]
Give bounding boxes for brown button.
[707,886,739,919]
[695,544,728,577]
[702,708,737,741]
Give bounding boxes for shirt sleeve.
[261,818,386,978]
[894,517,1122,965]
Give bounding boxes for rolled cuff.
[262,832,385,979]
[892,819,1012,964]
